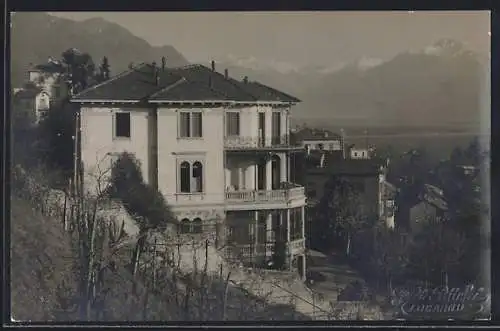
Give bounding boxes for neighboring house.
[294,128,345,157]
[303,156,392,228]
[13,58,67,124]
[13,84,51,124]
[70,61,307,278]
[13,85,43,124]
[347,144,376,160]
[408,184,449,233]
[28,58,66,101]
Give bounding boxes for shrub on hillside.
[107,152,177,232]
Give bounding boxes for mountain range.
[11,13,488,129]
[208,39,487,128]
[10,12,188,88]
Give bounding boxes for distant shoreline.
[344,131,487,140]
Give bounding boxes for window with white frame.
[225,111,240,136]
[179,160,204,193]
[179,111,203,138]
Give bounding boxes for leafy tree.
[27,49,100,184]
[313,176,366,256]
[405,220,466,288]
[107,152,178,275]
[61,48,97,95]
[370,225,410,293]
[36,98,77,182]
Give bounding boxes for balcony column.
[249,164,257,190]
[301,254,307,280]
[225,168,230,190]
[286,209,292,270]
[238,167,244,190]
[281,111,288,142]
[286,209,291,243]
[265,155,273,190]
[254,211,259,257]
[266,212,273,242]
[280,153,287,184]
[301,206,305,239]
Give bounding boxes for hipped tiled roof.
[72,63,300,103]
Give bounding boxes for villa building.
[70,61,307,278]
[14,58,67,123]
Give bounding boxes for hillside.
[11,197,78,321]
[10,13,189,87]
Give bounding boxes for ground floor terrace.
[222,208,306,279]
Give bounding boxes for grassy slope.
[10,197,77,321]
[10,196,310,321]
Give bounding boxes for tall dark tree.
[61,48,97,95]
[99,56,110,82]
[313,176,366,255]
[370,225,409,293]
[36,98,77,183]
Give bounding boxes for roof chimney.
[243,76,248,84]
[224,68,228,79]
[211,60,215,71]
[161,56,166,71]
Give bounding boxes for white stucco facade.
[80,106,153,194]
[78,102,307,276]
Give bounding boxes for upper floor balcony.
[225,182,306,210]
[224,134,302,152]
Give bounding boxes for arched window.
[192,161,203,192]
[192,218,203,233]
[180,218,191,233]
[180,162,191,193]
[38,93,50,110]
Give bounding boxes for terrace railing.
[224,134,298,150]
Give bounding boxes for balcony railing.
[224,134,297,150]
[225,239,305,258]
[288,238,306,254]
[225,183,305,205]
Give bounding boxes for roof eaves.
[251,81,301,103]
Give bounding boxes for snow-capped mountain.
[212,54,386,76]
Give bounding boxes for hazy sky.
[50,11,490,67]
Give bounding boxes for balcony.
[224,135,301,151]
[225,183,306,210]
[225,239,306,259]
